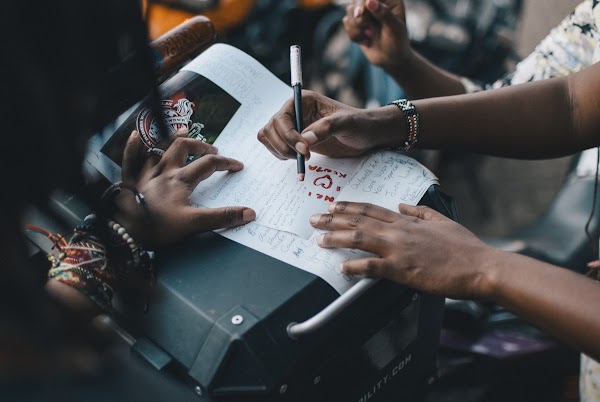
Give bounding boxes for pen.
[290,45,305,181]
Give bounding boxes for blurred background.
[448,0,581,237]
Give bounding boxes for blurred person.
[0,0,254,399]
[343,0,600,99]
[257,1,600,400]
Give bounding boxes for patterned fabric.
[462,2,600,400]
[462,0,600,92]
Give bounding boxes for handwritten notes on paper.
[224,219,370,294]
[339,150,438,211]
[172,45,438,294]
[87,44,441,294]
[219,150,438,294]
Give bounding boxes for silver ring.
[147,147,165,158]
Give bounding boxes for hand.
[258,90,398,160]
[310,202,497,300]
[344,0,410,72]
[113,130,256,247]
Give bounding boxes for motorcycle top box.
[117,185,457,402]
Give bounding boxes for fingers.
[328,202,400,223]
[184,205,256,233]
[258,98,299,160]
[310,202,398,232]
[160,137,219,168]
[398,204,449,222]
[179,154,244,188]
[317,229,387,256]
[258,118,297,160]
[258,91,336,161]
[122,131,145,184]
[171,126,191,141]
[364,0,395,25]
[341,257,389,278]
[344,2,376,46]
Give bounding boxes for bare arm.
[411,61,600,158]
[345,0,600,100]
[343,0,466,99]
[489,249,600,361]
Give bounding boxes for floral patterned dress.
[462,1,600,400]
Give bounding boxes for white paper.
[85,44,438,294]
[339,150,439,211]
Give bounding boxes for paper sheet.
[85,44,439,294]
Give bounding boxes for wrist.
[105,182,152,246]
[365,106,407,150]
[472,247,509,301]
[381,47,418,79]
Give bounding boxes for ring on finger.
[147,147,165,158]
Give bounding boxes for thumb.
[398,204,449,222]
[184,206,256,233]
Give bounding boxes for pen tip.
[298,173,305,182]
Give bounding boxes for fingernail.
[340,263,347,273]
[588,260,600,268]
[243,209,256,222]
[364,28,374,39]
[366,0,379,11]
[309,214,319,225]
[302,131,318,145]
[328,203,337,212]
[317,234,325,246]
[295,142,307,155]
[353,6,362,18]
[130,130,139,139]
[177,125,189,133]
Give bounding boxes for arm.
[345,0,599,98]
[344,0,466,99]
[309,202,600,361]
[259,59,600,161]
[413,60,600,158]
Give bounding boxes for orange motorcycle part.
[146,0,256,39]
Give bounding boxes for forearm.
[376,63,600,159]
[416,77,574,158]
[386,49,466,99]
[483,249,600,361]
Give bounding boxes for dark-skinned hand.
[310,201,497,300]
[257,90,400,161]
[113,129,256,247]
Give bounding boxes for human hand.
[113,129,256,247]
[343,0,410,73]
[258,90,398,160]
[310,202,497,300]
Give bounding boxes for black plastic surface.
[116,185,456,401]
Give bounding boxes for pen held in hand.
[290,45,305,181]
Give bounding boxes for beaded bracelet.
[37,213,154,312]
[101,182,151,227]
[388,99,420,152]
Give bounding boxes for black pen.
[290,45,305,181]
